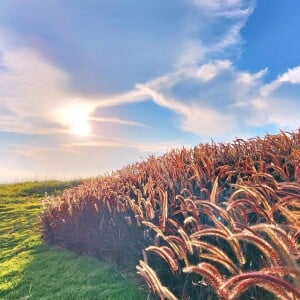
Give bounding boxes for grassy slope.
[0,181,145,300]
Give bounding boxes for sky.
[0,0,300,182]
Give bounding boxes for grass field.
[0,181,145,300]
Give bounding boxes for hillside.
[40,130,300,299]
[41,130,300,299]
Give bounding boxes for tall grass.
[41,129,300,299]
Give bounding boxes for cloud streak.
[190,0,255,18]
[89,117,146,127]
[62,138,190,154]
[136,83,235,137]
[138,60,300,137]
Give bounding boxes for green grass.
[0,180,83,199]
[0,181,145,300]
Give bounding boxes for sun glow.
[60,104,92,136]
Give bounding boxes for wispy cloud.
[277,66,300,84]
[247,66,300,128]
[176,40,206,68]
[236,68,268,86]
[248,97,300,128]
[137,83,235,137]
[212,21,245,52]
[173,0,255,83]
[89,117,145,127]
[193,60,232,81]
[190,0,255,18]
[137,60,300,137]
[62,136,132,149]
[135,60,240,137]
[10,144,65,158]
[90,90,147,108]
[62,137,190,154]
[260,66,300,98]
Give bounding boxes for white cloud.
[142,61,267,138]
[144,60,233,92]
[192,0,242,8]
[260,66,300,98]
[277,66,300,84]
[137,59,300,137]
[169,0,255,94]
[176,40,206,68]
[89,117,145,127]
[62,138,130,150]
[10,144,69,158]
[91,89,147,108]
[195,60,232,81]
[236,68,268,86]
[174,0,254,76]
[212,21,245,52]
[245,66,300,130]
[62,137,189,154]
[180,105,236,136]
[259,82,278,98]
[190,0,255,18]
[137,83,236,137]
[249,97,300,129]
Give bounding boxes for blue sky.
[0,0,300,182]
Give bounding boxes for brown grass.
[41,129,300,299]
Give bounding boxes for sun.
[61,104,92,136]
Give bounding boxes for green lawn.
[0,181,145,300]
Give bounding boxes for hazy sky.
[1,0,300,182]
